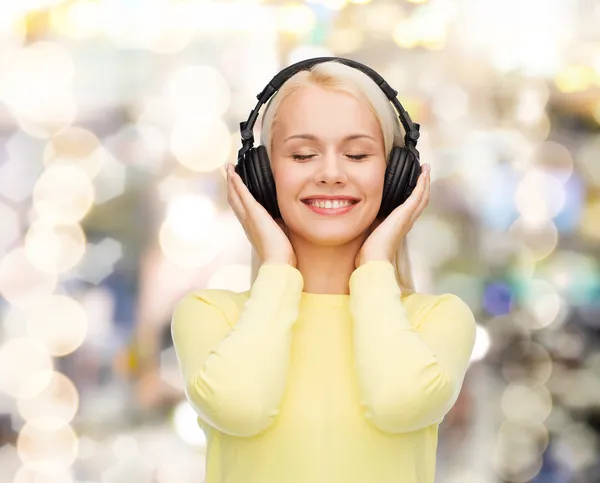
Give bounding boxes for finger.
[410,167,430,222]
[227,166,246,221]
[228,166,263,217]
[402,167,428,212]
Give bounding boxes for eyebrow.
[283,134,376,143]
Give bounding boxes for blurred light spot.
[33,165,94,223]
[493,420,546,482]
[537,250,600,307]
[508,218,558,261]
[173,400,206,447]
[0,247,57,306]
[515,83,549,124]
[159,196,220,268]
[483,282,513,316]
[77,435,98,460]
[166,194,217,241]
[553,331,585,360]
[17,371,79,431]
[576,135,600,186]
[507,247,536,281]
[73,238,122,285]
[91,152,126,204]
[551,423,598,471]
[552,172,584,233]
[501,341,552,386]
[25,221,86,274]
[431,85,468,122]
[126,1,195,54]
[0,338,53,399]
[166,65,230,121]
[410,215,459,267]
[530,141,573,182]
[515,168,565,224]
[157,172,194,203]
[277,4,316,34]
[434,273,483,314]
[105,122,167,174]
[306,0,348,10]
[470,324,490,363]
[0,200,20,255]
[555,64,595,93]
[580,197,600,241]
[517,279,564,330]
[78,286,114,346]
[13,464,74,483]
[25,295,88,356]
[50,0,104,40]
[0,154,44,203]
[475,157,518,231]
[288,45,334,65]
[43,127,104,179]
[327,28,364,54]
[3,41,77,138]
[170,119,231,172]
[111,434,140,460]
[501,383,552,423]
[393,19,419,49]
[208,264,252,292]
[17,423,78,469]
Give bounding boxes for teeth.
[305,199,355,209]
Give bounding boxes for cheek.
[273,168,302,212]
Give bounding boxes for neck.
[291,235,366,295]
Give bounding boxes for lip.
[302,200,360,216]
[301,195,360,202]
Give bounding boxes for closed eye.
[347,154,369,160]
[291,154,315,161]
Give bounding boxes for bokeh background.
[0,0,599,481]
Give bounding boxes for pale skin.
[226,84,430,295]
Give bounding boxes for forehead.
[274,85,381,137]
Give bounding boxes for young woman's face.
[269,84,387,247]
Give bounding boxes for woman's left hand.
[355,163,430,269]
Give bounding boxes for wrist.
[356,253,392,268]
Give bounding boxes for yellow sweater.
[171,261,477,483]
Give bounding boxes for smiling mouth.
[301,199,360,215]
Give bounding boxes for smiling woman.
[171,58,476,483]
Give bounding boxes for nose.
[313,151,348,186]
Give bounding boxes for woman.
[171,59,476,483]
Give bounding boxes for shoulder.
[172,288,251,329]
[402,292,476,329]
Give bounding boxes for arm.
[171,263,303,437]
[348,261,477,434]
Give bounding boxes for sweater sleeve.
[348,260,477,434]
[171,263,304,438]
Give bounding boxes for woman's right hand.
[226,163,297,268]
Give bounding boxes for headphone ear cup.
[379,146,422,218]
[255,145,280,219]
[234,146,280,219]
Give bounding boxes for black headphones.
[235,56,422,220]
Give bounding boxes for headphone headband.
[238,56,420,163]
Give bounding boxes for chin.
[296,224,367,247]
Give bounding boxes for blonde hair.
[249,60,416,295]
